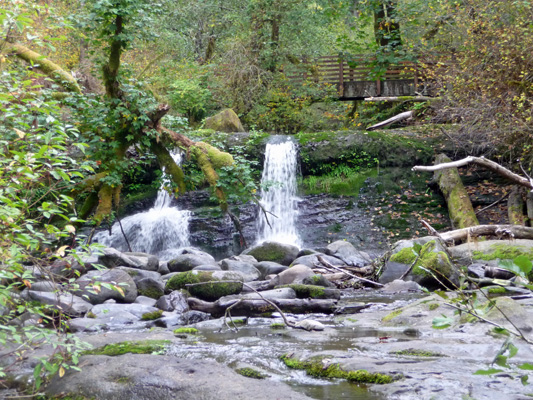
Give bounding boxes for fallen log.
[432,153,479,229]
[188,297,338,318]
[364,96,437,102]
[366,111,414,131]
[317,255,384,287]
[440,224,533,243]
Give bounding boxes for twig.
[475,192,509,215]
[316,255,384,287]
[399,251,423,281]
[116,214,132,252]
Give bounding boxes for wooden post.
[339,57,344,97]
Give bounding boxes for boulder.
[168,254,217,273]
[325,240,371,267]
[76,269,137,304]
[28,291,92,317]
[115,267,162,284]
[255,261,289,279]
[98,248,159,271]
[269,265,315,287]
[243,241,299,266]
[30,280,60,292]
[156,291,189,312]
[219,259,261,281]
[49,254,97,278]
[134,296,158,307]
[90,303,160,319]
[280,284,341,300]
[204,108,245,133]
[302,274,335,288]
[381,279,423,293]
[291,253,346,269]
[219,288,297,303]
[165,270,243,301]
[192,264,222,271]
[136,278,165,299]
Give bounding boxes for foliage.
[167,78,213,124]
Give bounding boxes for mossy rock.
[83,340,170,356]
[165,270,243,301]
[236,367,269,379]
[242,241,299,266]
[204,108,244,133]
[280,284,340,300]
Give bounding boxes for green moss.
[270,323,286,329]
[428,303,440,311]
[236,367,268,379]
[282,284,326,299]
[382,309,403,322]
[141,310,163,320]
[246,244,286,263]
[165,271,242,301]
[231,318,247,325]
[173,327,199,334]
[138,286,164,300]
[86,311,97,319]
[472,244,533,261]
[391,241,454,279]
[280,354,394,384]
[390,247,417,264]
[488,287,507,294]
[393,348,445,357]
[113,376,133,384]
[83,340,170,356]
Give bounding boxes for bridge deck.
[287,55,432,100]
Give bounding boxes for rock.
[76,269,137,304]
[449,239,533,267]
[98,248,159,271]
[381,279,423,293]
[379,261,411,284]
[67,317,107,333]
[255,261,288,279]
[485,297,533,337]
[291,253,347,269]
[136,278,165,299]
[44,354,313,400]
[219,259,261,281]
[134,296,157,307]
[281,284,341,300]
[302,274,335,288]
[204,108,245,133]
[115,267,162,284]
[165,270,243,301]
[155,291,189,312]
[228,254,258,264]
[30,280,60,292]
[149,313,185,328]
[192,264,222,271]
[219,288,297,303]
[294,319,325,331]
[182,310,211,324]
[49,254,97,278]
[269,265,315,287]
[90,303,160,319]
[168,254,217,273]
[325,240,372,267]
[27,291,92,317]
[158,261,170,275]
[466,263,487,279]
[243,241,299,266]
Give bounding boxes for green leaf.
[494,355,509,368]
[508,343,518,358]
[521,375,529,386]
[518,363,533,371]
[513,255,533,275]
[474,368,504,375]
[432,314,453,329]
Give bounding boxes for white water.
[256,137,301,247]
[93,152,191,260]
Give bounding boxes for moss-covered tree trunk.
[433,153,479,229]
[508,185,526,225]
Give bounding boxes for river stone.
[485,297,533,337]
[158,261,170,275]
[219,259,261,281]
[204,108,245,132]
[156,291,189,312]
[136,277,165,299]
[294,319,325,331]
[192,264,222,271]
[302,274,335,288]
[98,248,159,271]
[90,303,159,319]
[290,253,346,269]
[165,270,243,301]
[269,264,315,287]
[30,280,60,292]
[115,267,162,284]
[325,240,372,267]
[242,241,299,266]
[381,279,423,293]
[49,254,97,278]
[134,296,157,307]
[449,239,533,267]
[379,261,411,284]
[76,269,137,304]
[44,354,313,400]
[67,317,107,333]
[219,288,297,304]
[282,284,341,300]
[255,261,289,279]
[168,254,217,272]
[28,291,92,317]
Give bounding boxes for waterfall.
[92,151,191,260]
[256,136,301,247]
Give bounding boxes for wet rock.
[294,319,325,331]
[449,239,533,267]
[204,108,245,132]
[165,270,243,301]
[302,274,335,288]
[90,303,159,319]
[269,264,315,287]
[182,310,211,324]
[219,259,261,281]
[98,248,159,271]
[44,354,313,400]
[168,254,217,272]
[30,280,60,292]
[136,277,165,299]
[158,261,170,275]
[28,291,92,317]
[291,253,347,269]
[381,279,423,293]
[220,288,297,303]
[325,240,372,267]
[134,296,157,307]
[467,263,486,279]
[76,269,137,304]
[282,284,341,300]
[149,313,184,328]
[49,254,97,278]
[255,261,288,279]
[192,264,222,271]
[115,267,162,284]
[242,241,299,266]
[67,317,107,333]
[156,291,189,312]
[379,261,410,284]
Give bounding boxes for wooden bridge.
[287,55,432,100]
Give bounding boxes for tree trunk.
[433,153,479,229]
[508,185,526,226]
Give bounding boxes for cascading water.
[92,152,191,260]
[256,136,301,247]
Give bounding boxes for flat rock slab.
[45,353,312,400]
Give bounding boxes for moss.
[86,311,97,319]
[282,284,326,299]
[280,354,394,384]
[270,323,286,329]
[113,376,133,384]
[173,327,199,334]
[391,241,454,279]
[488,287,507,294]
[231,318,247,325]
[83,340,170,356]
[165,271,242,301]
[390,247,417,264]
[382,309,403,322]
[428,303,440,311]
[393,348,445,357]
[138,286,164,300]
[246,244,286,263]
[236,367,268,379]
[140,310,163,320]
[472,244,533,262]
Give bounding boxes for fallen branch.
[317,255,384,287]
[366,111,414,131]
[364,96,436,102]
[476,192,509,215]
[439,224,533,243]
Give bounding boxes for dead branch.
[366,111,414,131]
[316,255,384,287]
[439,224,533,243]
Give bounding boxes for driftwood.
[317,255,384,287]
[187,297,337,318]
[440,224,533,243]
[366,111,414,131]
[432,154,479,229]
[364,96,436,102]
